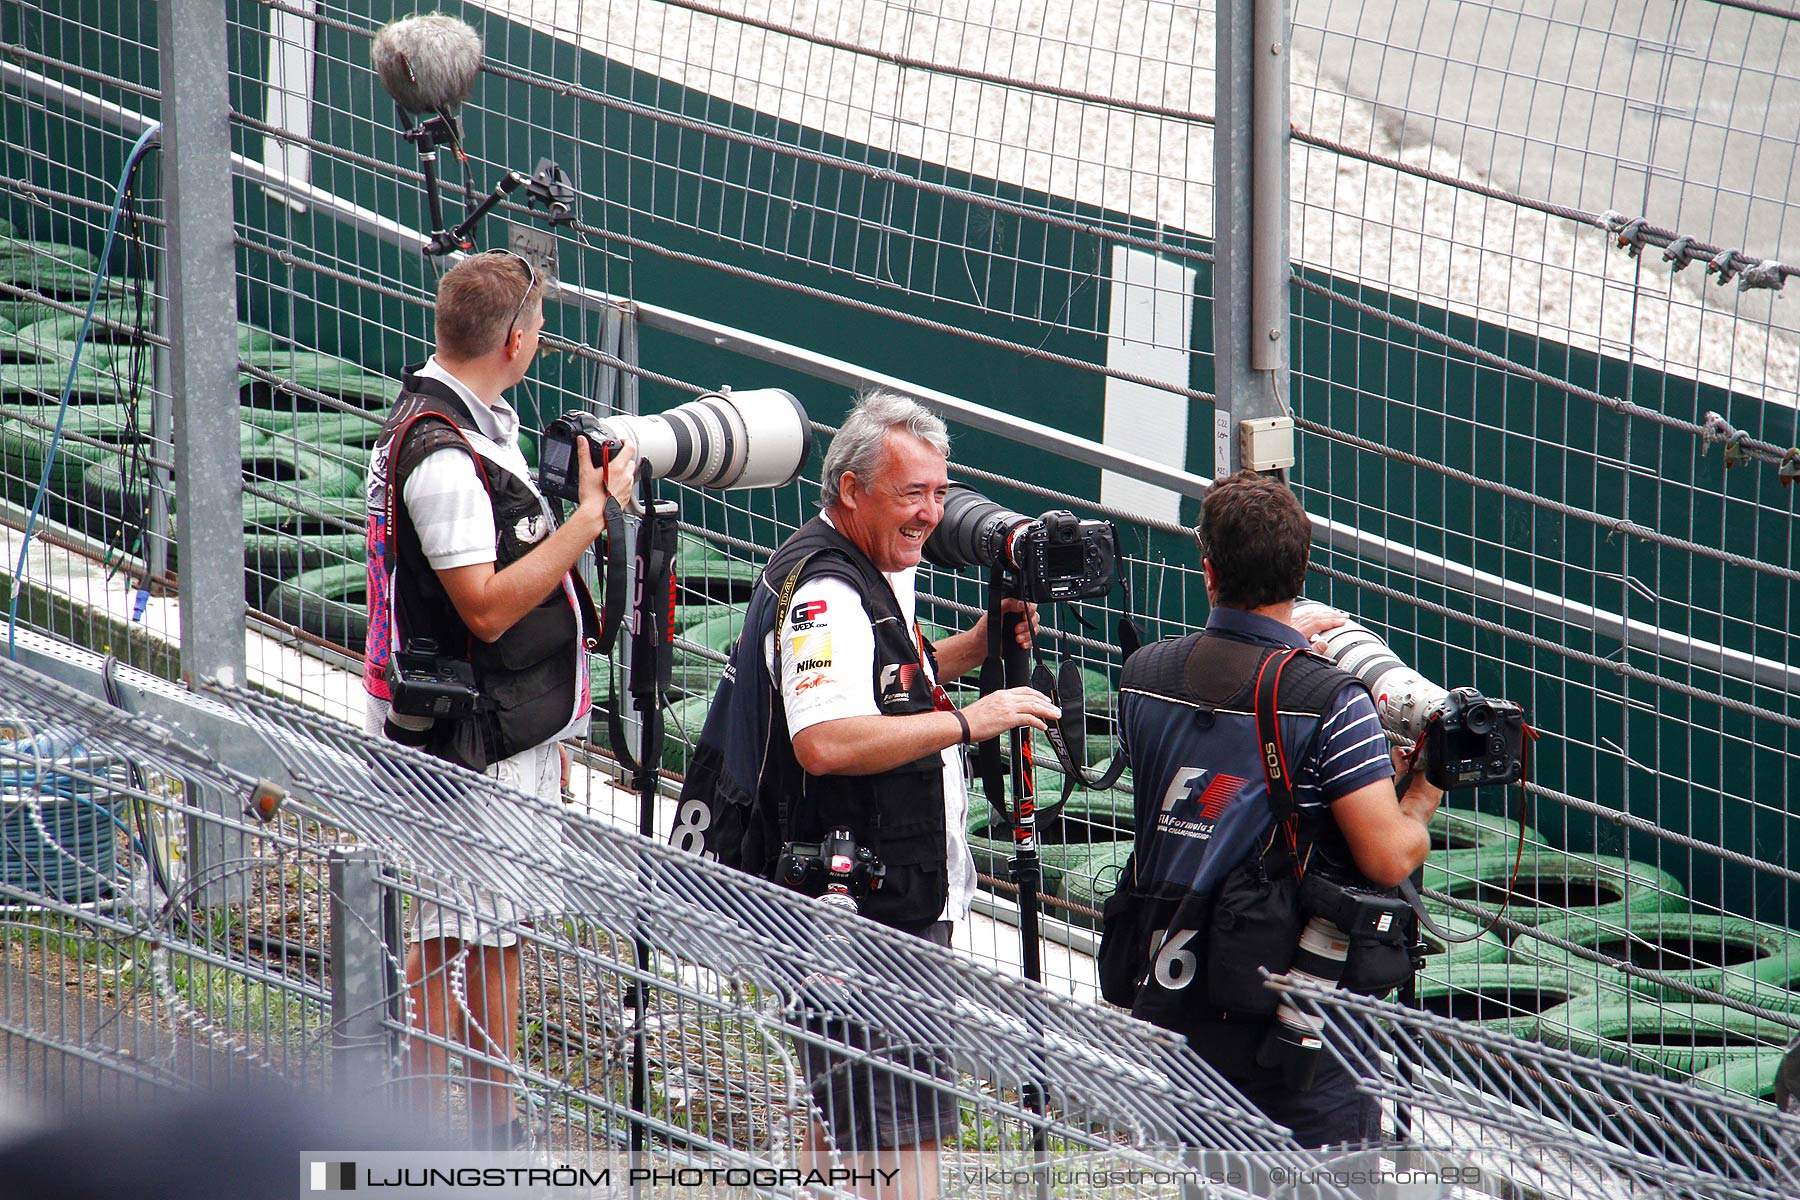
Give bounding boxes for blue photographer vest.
[1117,629,1362,1033]
[671,517,950,932]
[364,368,598,772]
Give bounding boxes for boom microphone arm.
[373,15,580,254]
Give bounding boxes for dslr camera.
[537,411,623,504]
[1294,601,1528,791]
[386,639,483,719]
[925,484,1118,603]
[1423,686,1527,790]
[775,827,887,913]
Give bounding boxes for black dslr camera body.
[386,639,483,719]
[1299,870,1412,941]
[925,485,1118,603]
[1424,686,1527,790]
[1009,509,1119,604]
[775,827,887,909]
[538,411,625,504]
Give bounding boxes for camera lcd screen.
[1045,540,1085,577]
[542,437,572,475]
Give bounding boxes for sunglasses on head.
[479,247,538,344]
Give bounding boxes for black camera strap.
[591,491,628,656]
[972,587,1023,833]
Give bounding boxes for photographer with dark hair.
[362,250,637,1148]
[675,389,1058,1197]
[1110,470,1443,1147]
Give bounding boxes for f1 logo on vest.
[879,662,920,704]
[791,599,828,627]
[1160,767,1248,822]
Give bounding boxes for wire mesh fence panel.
[1279,2,1800,1097]
[1297,975,1800,1200]
[0,646,1331,1194]
[0,657,350,1112]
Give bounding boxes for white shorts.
[364,694,565,948]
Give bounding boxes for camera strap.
[1031,658,1126,796]
[1251,647,1306,871]
[590,459,629,656]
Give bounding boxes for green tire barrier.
[1421,847,1688,929]
[660,694,716,773]
[238,349,399,413]
[1418,912,1511,967]
[1429,808,1534,852]
[1533,995,1792,1081]
[0,239,126,328]
[1508,911,1800,1007]
[0,358,149,407]
[1719,957,1800,1017]
[675,532,762,604]
[13,316,278,369]
[669,644,727,701]
[243,532,366,607]
[1059,840,1134,929]
[1043,785,1133,843]
[677,606,747,654]
[0,401,150,502]
[1415,960,1601,1038]
[1692,1047,1791,1104]
[253,409,387,467]
[81,452,363,586]
[264,563,367,649]
[0,324,78,368]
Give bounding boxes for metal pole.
[329,848,399,1099]
[1215,0,1293,477]
[626,489,677,1168]
[158,0,246,688]
[1250,0,1291,375]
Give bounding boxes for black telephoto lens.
[925,484,1031,571]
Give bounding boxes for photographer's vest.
[363,371,598,772]
[673,518,950,932]
[1117,630,1363,1037]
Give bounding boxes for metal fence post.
[157,0,247,688]
[1214,0,1293,478]
[328,848,401,1099]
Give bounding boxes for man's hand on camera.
[962,686,1060,742]
[576,436,638,517]
[1392,743,1445,821]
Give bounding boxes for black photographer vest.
[363,370,598,772]
[673,518,951,932]
[1117,630,1364,1035]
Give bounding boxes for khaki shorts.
[364,695,565,948]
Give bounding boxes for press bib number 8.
[670,798,718,861]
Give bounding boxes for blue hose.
[8,121,163,660]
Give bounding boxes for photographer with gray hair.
[675,389,1057,1197]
